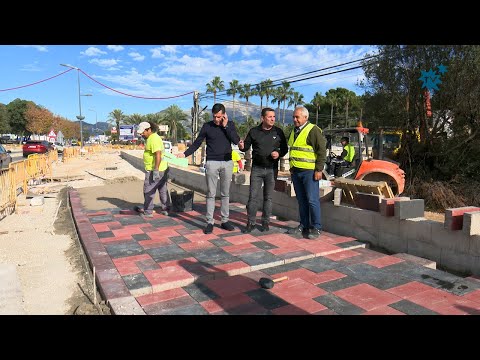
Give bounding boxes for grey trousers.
[205,160,233,224]
[143,168,170,214]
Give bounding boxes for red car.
[22,140,54,157]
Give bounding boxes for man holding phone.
[177,103,240,234]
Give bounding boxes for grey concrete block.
[30,196,45,206]
[403,218,434,244]
[394,199,424,220]
[232,172,246,185]
[407,239,441,264]
[439,248,475,275]
[393,253,436,269]
[463,211,480,236]
[468,235,480,257]
[333,188,343,206]
[379,196,410,217]
[377,230,408,253]
[431,221,471,254]
[108,296,146,315]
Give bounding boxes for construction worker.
[330,136,355,177]
[232,150,243,173]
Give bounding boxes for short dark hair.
[341,136,349,143]
[261,107,275,117]
[212,103,226,114]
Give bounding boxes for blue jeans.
[246,166,276,224]
[291,169,322,230]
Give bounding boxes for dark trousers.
[291,169,322,230]
[246,166,277,224]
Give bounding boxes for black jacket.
[242,125,288,168]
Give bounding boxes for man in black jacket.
[239,107,288,233]
[177,103,240,234]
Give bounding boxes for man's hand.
[176,153,185,158]
[238,140,244,150]
[271,150,279,160]
[222,113,229,128]
[153,170,161,181]
[314,171,322,181]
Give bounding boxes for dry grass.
[405,177,480,212]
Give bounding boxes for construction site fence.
[0,150,58,219]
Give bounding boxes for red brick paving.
[70,189,480,315]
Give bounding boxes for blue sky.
[0,45,375,126]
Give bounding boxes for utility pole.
[191,91,200,165]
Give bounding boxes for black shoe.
[221,221,235,231]
[308,228,322,239]
[243,222,255,233]
[261,221,269,232]
[204,223,214,234]
[134,205,144,213]
[287,225,305,235]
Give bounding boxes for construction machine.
[323,123,405,195]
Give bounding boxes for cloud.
[226,45,241,56]
[81,47,107,57]
[150,46,178,58]
[20,62,42,72]
[128,52,145,61]
[107,45,124,52]
[89,58,119,67]
[241,45,258,57]
[17,45,48,52]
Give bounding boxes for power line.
[0,68,73,92]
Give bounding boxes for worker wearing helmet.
[329,136,355,177]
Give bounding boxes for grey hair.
[295,106,309,119]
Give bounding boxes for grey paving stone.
[193,248,239,266]
[97,231,115,238]
[389,299,439,315]
[89,215,114,223]
[314,293,364,315]
[251,241,279,250]
[339,263,412,290]
[118,217,146,226]
[146,245,189,262]
[317,276,364,293]
[149,219,180,227]
[183,283,219,302]
[132,233,151,241]
[298,256,343,273]
[123,273,151,291]
[336,240,367,249]
[261,262,303,275]
[169,236,190,244]
[236,251,282,267]
[136,259,161,272]
[245,288,290,310]
[105,242,145,259]
[210,239,233,247]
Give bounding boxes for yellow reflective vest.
[344,143,355,163]
[288,123,316,170]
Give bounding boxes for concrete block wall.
[121,150,480,276]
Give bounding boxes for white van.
[163,141,172,154]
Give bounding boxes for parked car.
[52,142,64,153]
[0,144,12,168]
[22,140,55,157]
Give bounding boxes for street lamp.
[60,64,92,150]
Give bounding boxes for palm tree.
[227,79,241,121]
[271,88,282,125]
[108,109,125,143]
[288,91,305,111]
[206,76,225,104]
[263,79,274,106]
[310,92,324,126]
[160,105,187,144]
[325,91,339,129]
[256,81,266,120]
[277,81,293,127]
[124,113,144,125]
[239,83,253,122]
